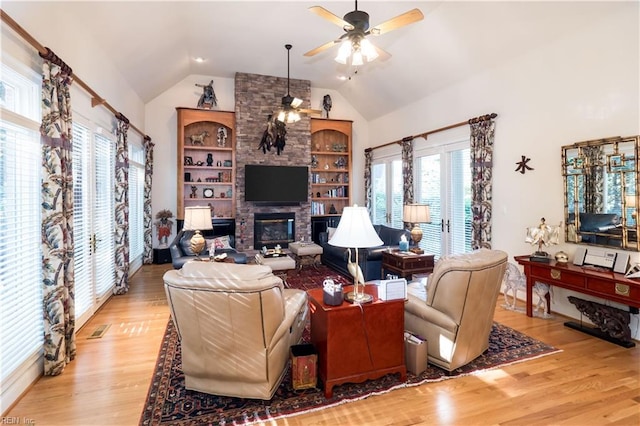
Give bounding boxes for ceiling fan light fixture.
[335,40,352,64]
[360,38,378,62]
[351,50,364,66]
[291,97,303,108]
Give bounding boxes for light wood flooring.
[6,264,640,425]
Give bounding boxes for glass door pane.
[416,154,442,258]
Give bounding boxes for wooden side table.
[307,285,406,398]
[381,250,435,280]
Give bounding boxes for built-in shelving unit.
[310,118,352,217]
[176,108,236,221]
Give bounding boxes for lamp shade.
[183,206,213,231]
[403,204,431,224]
[329,205,383,248]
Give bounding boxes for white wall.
[367,6,640,338]
[146,76,366,247]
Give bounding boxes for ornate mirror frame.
[563,135,640,251]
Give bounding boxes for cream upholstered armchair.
[163,261,308,400]
[404,248,508,372]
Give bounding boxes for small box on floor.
[404,331,428,375]
[290,343,318,390]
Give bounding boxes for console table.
[307,285,406,398]
[515,255,640,347]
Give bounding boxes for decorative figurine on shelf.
[195,80,217,109]
[334,156,346,169]
[311,155,318,169]
[328,204,337,214]
[154,209,174,247]
[189,131,209,146]
[323,94,332,119]
[217,126,227,147]
[190,185,198,198]
[206,153,213,166]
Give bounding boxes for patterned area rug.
[141,265,560,425]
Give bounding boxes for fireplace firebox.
[254,213,295,249]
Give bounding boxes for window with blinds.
[0,60,43,412]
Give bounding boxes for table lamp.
[183,206,213,259]
[403,204,431,254]
[329,204,383,304]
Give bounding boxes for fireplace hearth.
[254,213,295,249]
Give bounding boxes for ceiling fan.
[304,1,424,65]
[275,44,321,123]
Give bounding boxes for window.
[371,145,404,228]
[129,138,145,266]
[0,59,43,413]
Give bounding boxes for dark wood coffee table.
[307,285,406,398]
[381,250,434,280]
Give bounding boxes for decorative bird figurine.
[322,94,332,118]
[346,248,365,284]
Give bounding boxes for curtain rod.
[0,9,147,139]
[365,113,497,153]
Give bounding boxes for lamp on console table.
[525,217,561,263]
[329,204,383,304]
[403,204,431,254]
[183,206,213,259]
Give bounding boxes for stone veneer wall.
[234,72,311,251]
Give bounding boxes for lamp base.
[344,291,373,304]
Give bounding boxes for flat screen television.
[244,164,309,204]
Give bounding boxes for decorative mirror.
[562,135,640,250]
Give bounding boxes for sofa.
[163,261,308,399]
[404,248,508,371]
[169,229,247,268]
[318,224,413,281]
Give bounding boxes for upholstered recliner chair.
[404,248,508,372]
[163,261,309,399]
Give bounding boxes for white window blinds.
[0,60,43,412]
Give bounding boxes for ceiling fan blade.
[373,43,392,61]
[304,39,340,57]
[370,8,424,36]
[309,6,352,29]
[299,108,323,116]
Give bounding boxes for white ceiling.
[3,1,631,120]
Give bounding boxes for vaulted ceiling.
[3,1,629,120]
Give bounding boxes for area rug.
[141,265,561,425]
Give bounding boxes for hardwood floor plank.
[5,264,640,425]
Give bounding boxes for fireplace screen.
[254,213,295,248]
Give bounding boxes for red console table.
[307,285,406,398]
[515,255,640,347]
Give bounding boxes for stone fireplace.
[254,213,295,249]
[234,72,312,251]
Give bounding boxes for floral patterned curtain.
[39,49,76,375]
[143,136,154,264]
[402,138,414,204]
[364,150,372,213]
[114,115,130,294]
[470,119,496,249]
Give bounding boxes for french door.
[415,140,472,258]
[72,120,116,328]
[371,157,404,228]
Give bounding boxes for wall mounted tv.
[244,164,309,204]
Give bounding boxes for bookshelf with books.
[310,118,352,220]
